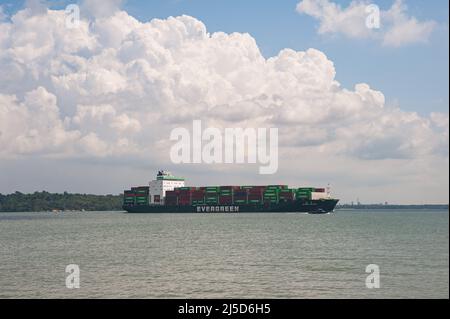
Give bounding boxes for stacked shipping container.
[124,184,328,207]
[123,186,150,206]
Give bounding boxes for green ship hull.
[123,198,339,214]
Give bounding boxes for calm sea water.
[0,209,448,299]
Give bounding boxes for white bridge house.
[148,171,185,205]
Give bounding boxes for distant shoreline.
[337,204,448,210]
[0,191,448,213]
[0,191,123,212]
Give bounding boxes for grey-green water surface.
[0,210,448,298]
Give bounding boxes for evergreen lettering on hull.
[196,206,240,213]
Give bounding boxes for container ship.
[122,171,339,214]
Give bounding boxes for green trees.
[0,191,123,212]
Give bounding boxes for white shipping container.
[311,192,328,200]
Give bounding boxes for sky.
[0,0,448,204]
[123,0,449,116]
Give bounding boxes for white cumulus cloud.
[296,0,437,47]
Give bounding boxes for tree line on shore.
[0,191,124,212]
